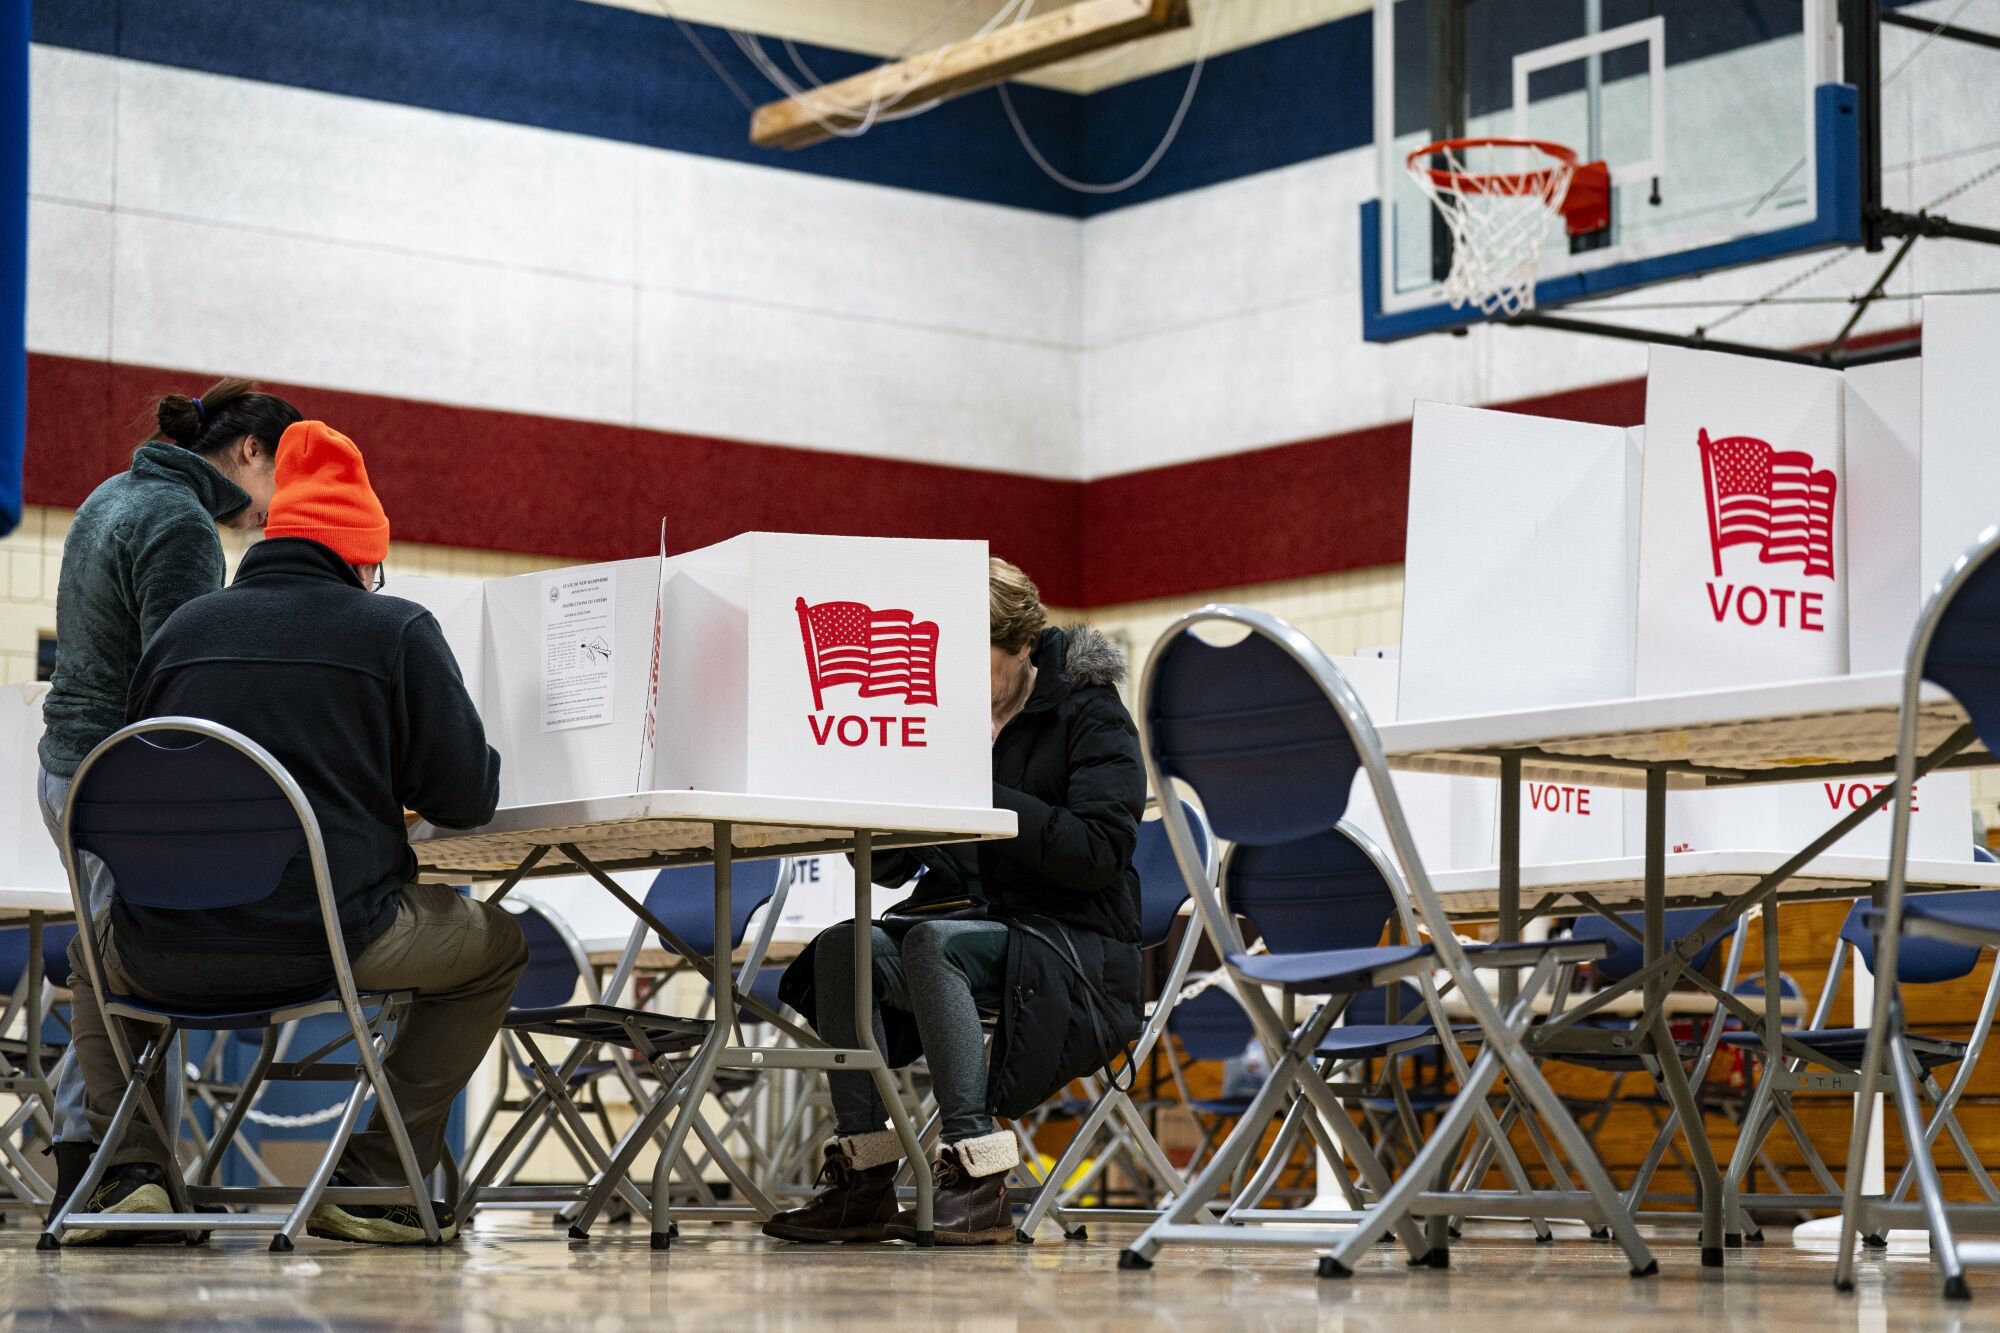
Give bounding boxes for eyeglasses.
[371,565,387,592]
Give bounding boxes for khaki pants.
[68,884,528,1186]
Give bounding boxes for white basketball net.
[1407,140,1576,318]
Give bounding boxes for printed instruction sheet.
[542,568,617,731]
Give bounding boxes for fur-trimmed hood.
[1060,623,1127,690]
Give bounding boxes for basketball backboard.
[1365,0,1860,341]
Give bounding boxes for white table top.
[1378,671,1983,789]
[0,886,74,925]
[409,789,1017,878]
[1426,851,2000,918]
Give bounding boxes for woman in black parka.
[766,558,1146,1246]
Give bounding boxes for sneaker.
[60,1162,172,1246]
[308,1178,458,1246]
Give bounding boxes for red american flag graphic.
[795,598,940,710]
[1698,429,1838,580]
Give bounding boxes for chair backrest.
[1166,985,1255,1061]
[1223,826,1398,957]
[1144,621,1360,848]
[1918,525,2000,757]
[1841,894,1987,985]
[641,858,787,959]
[66,722,317,917]
[1571,908,1740,985]
[507,896,594,1010]
[1136,798,1213,950]
[1975,844,1997,865]
[1343,980,1426,1027]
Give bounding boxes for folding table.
[1377,671,1997,1264]
[409,789,1015,1246]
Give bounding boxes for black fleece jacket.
[121,538,499,998]
[871,624,1145,944]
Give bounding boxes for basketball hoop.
[1406,137,1612,318]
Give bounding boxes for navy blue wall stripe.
[33,0,1891,219]
[33,0,1377,217]
[0,0,24,536]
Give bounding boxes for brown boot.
[761,1131,902,1244]
[895,1129,1019,1246]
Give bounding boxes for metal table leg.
[1640,765,1725,1268]
[855,830,934,1245]
[1498,753,1522,1006]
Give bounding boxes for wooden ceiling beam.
[749,0,1191,150]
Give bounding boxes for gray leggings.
[813,918,1008,1144]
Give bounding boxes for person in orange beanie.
[59,420,523,1246]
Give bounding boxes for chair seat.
[505,1003,710,1054]
[1189,1096,1254,1117]
[1314,1023,1437,1058]
[1227,936,1611,995]
[1874,894,2000,945]
[103,989,410,1031]
[1722,1027,1967,1069]
[1226,944,1432,993]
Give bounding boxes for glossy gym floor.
[0,1217,1980,1332]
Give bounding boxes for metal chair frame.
[1725,897,2000,1243]
[1836,522,2000,1300]
[1118,605,1653,1279]
[457,859,796,1234]
[43,718,443,1251]
[1016,799,1225,1241]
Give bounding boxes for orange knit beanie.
[264,421,390,565]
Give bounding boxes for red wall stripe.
[24,333,1915,609]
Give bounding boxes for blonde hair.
[989,557,1048,654]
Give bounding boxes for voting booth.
[654,533,988,808]
[0,682,63,891]
[401,533,990,812]
[1397,402,1635,865]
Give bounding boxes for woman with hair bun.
[33,377,301,1230]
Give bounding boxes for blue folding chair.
[45,719,442,1251]
[458,895,632,1218]
[462,858,792,1242]
[1212,826,1552,1233]
[1837,523,2000,1299]
[1119,605,1648,1279]
[1725,893,2000,1246]
[1018,798,1223,1241]
[0,922,74,1204]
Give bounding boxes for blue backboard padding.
[0,0,24,538]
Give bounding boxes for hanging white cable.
[998,0,1218,195]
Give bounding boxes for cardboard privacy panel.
[1843,359,1924,674]
[653,533,988,809]
[1637,346,1848,692]
[1,683,65,889]
[1398,402,1641,722]
[1921,295,2000,596]
[1657,771,1973,862]
[395,574,488,703]
[482,557,667,807]
[1338,655,1505,873]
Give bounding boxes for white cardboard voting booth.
[1636,346,1849,693]
[1844,358,1924,674]
[655,533,988,808]
[1,683,67,891]
[1396,403,1635,865]
[401,534,988,811]
[1922,295,2000,596]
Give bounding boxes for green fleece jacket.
[38,444,251,777]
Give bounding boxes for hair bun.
[155,393,203,444]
